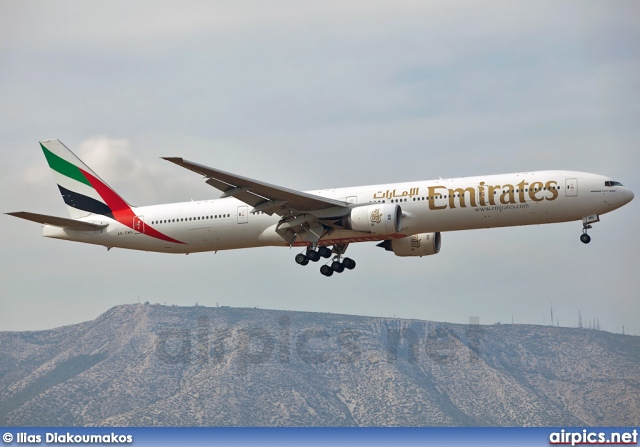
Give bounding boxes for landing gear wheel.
[295,253,309,265]
[342,257,356,270]
[580,233,591,244]
[320,265,334,277]
[331,261,345,273]
[318,246,332,258]
[307,250,321,262]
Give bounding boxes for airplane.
[6,139,635,277]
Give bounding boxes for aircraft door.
[237,206,248,224]
[133,215,144,234]
[566,179,578,197]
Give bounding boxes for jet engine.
[377,232,441,257]
[343,204,402,235]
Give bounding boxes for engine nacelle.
[381,232,441,257]
[344,204,402,235]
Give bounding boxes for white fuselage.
[42,170,633,253]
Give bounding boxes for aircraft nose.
[626,188,634,204]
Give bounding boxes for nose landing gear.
[579,215,599,244]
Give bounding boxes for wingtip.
[162,157,183,163]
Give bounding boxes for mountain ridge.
[1,304,638,426]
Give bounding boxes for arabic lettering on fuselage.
[373,187,420,200]
[373,180,560,210]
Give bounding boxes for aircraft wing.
[162,157,349,216]
[6,212,108,231]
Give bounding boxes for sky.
[1,0,639,334]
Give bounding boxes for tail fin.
[40,139,132,219]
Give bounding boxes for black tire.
[295,253,309,265]
[320,265,333,277]
[331,261,345,273]
[580,234,591,244]
[308,250,321,262]
[318,246,332,258]
[343,257,356,270]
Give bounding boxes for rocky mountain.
[1,304,638,426]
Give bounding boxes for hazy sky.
[1,1,638,334]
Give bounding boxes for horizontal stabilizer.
[6,211,108,231]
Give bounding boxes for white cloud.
[75,136,203,206]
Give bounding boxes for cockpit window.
[605,181,624,187]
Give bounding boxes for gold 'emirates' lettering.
[428,186,448,210]
[529,181,544,202]
[517,180,528,203]
[500,184,516,204]
[488,184,500,205]
[448,187,477,209]
[546,180,559,200]
[478,182,487,206]
[420,180,559,211]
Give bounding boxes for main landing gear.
[295,245,356,277]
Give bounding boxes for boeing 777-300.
[7,140,634,276]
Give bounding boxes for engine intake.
[344,204,402,235]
